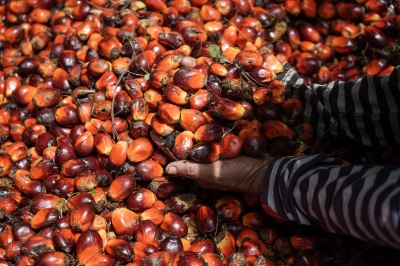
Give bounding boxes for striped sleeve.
[261,154,400,250]
[276,63,400,147]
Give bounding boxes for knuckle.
[185,164,198,179]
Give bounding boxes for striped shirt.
[261,64,400,249]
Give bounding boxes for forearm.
[261,154,400,249]
[277,63,400,147]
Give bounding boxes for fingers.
[166,161,201,179]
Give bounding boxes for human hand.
[165,155,274,196]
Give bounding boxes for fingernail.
[167,166,177,175]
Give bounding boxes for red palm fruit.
[188,239,214,255]
[52,228,76,254]
[154,54,182,70]
[108,175,136,201]
[301,0,317,18]
[0,226,13,246]
[209,63,228,77]
[30,194,65,214]
[74,170,98,192]
[136,160,164,182]
[30,208,59,230]
[160,212,188,238]
[189,142,220,163]
[173,131,194,160]
[130,97,150,121]
[242,212,270,229]
[105,239,134,263]
[76,230,103,265]
[238,239,266,257]
[135,220,160,247]
[94,133,114,156]
[173,68,206,91]
[127,137,153,163]
[250,67,276,85]
[67,192,94,210]
[148,176,180,199]
[180,109,208,133]
[280,98,303,126]
[29,159,54,181]
[261,120,290,140]
[220,133,243,159]
[0,155,12,177]
[73,131,94,156]
[234,50,263,71]
[54,177,75,198]
[363,58,387,76]
[0,198,18,217]
[199,253,223,266]
[330,36,356,54]
[61,158,85,178]
[142,251,172,266]
[91,187,107,212]
[194,123,223,143]
[127,188,157,212]
[32,87,62,108]
[10,124,26,142]
[108,141,128,168]
[235,228,260,248]
[149,70,168,89]
[164,84,189,106]
[112,207,140,236]
[91,100,112,121]
[172,251,204,266]
[131,50,157,74]
[85,253,116,266]
[215,230,236,261]
[55,104,80,127]
[21,235,54,256]
[159,236,184,258]
[70,202,96,232]
[285,0,301,16]
[210,98,246,120]
[35,133,56,153]
[238,129,267,158]
[196,206,217,235]
[35,251,70,266]
[164,193,195,215]
[216,201,243,222]
[189,89,210,110]
[253,87,272,105]
[151,115,175,136]
[141,207,165,225]
[158,103,182,124]
[290,235,319,252]
[298,23,321,43]
[151,148,169,166]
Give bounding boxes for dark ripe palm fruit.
[58,50,78,72]
[35,133,56,153]
[189,142,220,163]
[148,176,179,199]
[111,207,140,236]
[131,50,157,74]
[158,103,181,124]
[234,50,263,71]
[20,235,55,257]
[196,206,217,235]
[165,193,196,214]
[160,212,188,238]
[220,133,243,159]
[280,98,303,126]
[256,103,281,122]
[105,239,134,263]
[159,236,183,258]
[193,123,223,143]
[55,104,80,127]
[61,158,86,178]
[35,251,70,266]
[268,137,299,158]
[179,109,208,133]
[261,120,289,140]
[173,131,194,160]
[36,108,56,127]
[259,227,279,246]
[173,251,205,266]
[238,129,267,158]
[74,131,94,156]
[189,238,215,255]
[273,237,294,258]
[331,36,357,54]
[12,221,35,242]
[126,188,157,212]
[67,192,94,210]
[189,89,210,110]
[30,208,59,230]
[70,202,96,232]
[134,220,159,247]
[199,253,223,266]
[242,211,270,229]
[136,160,164,182]
[235,228,260,248]
[76,230,103,265]
[215,230,236,261]
[180,26,207,46]
[173,68,207,91]
[21,125,47,146]
[113,90,132,116]
[130,120,150,138]
[108,175,136,201]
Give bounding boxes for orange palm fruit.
[179,109,208,132]
[108,141,128,168]
[173,131,194,160]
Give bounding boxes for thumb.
[165,161,201,179]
